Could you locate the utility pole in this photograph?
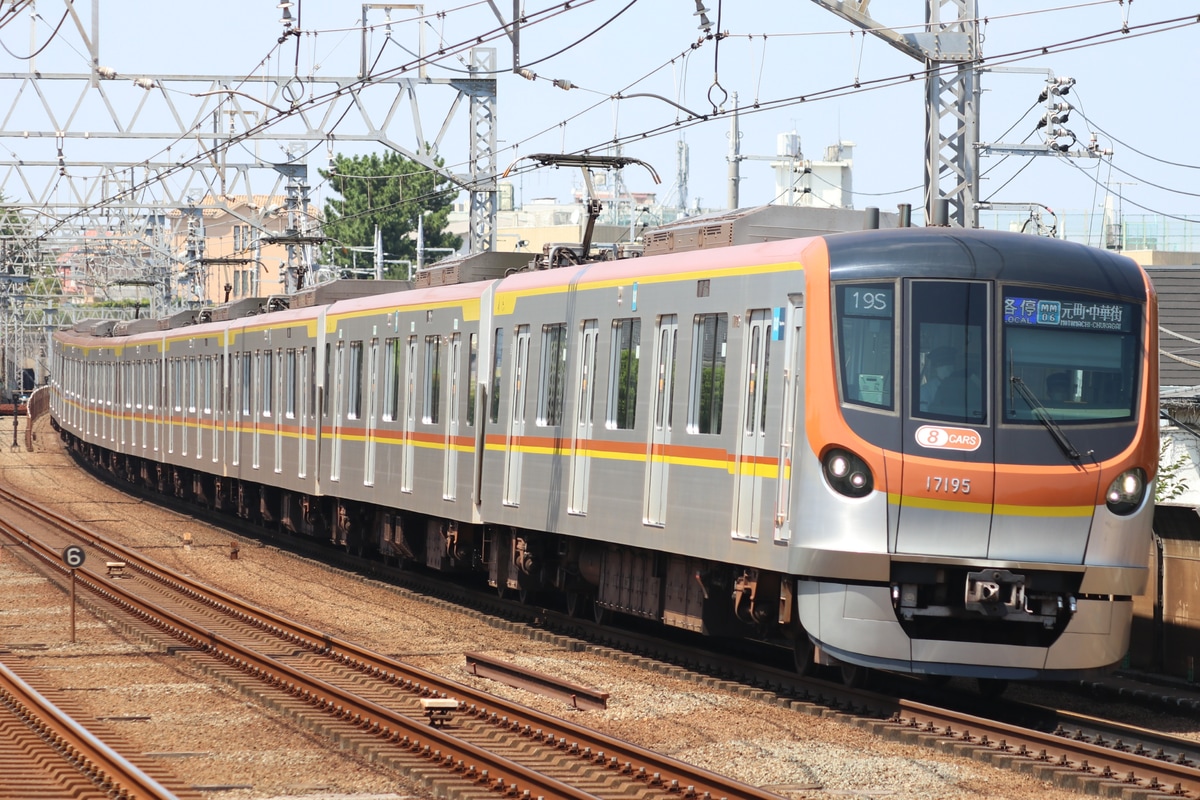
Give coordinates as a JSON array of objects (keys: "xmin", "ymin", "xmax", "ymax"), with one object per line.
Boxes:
[
  {"xmin": 809, "ymin": 0, "xmax": 980, "ymax": 227},
  {"xmin": 728, "ymin": 93, "xmax": 742, "ymax": 209}
]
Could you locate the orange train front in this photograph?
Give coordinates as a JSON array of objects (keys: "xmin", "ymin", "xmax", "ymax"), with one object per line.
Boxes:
[{"xmin": 794, "ymin": 228, "xmax": 1157, "ymax": 680}]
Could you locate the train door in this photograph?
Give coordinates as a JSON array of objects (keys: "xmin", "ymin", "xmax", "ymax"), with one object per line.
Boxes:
[
  {"xmin": 136, "ymin": 360, "xmax": 144, "ymax": 450},
  {"xmin": 774, "ymin": 296, "xmax": 805, "ymax": 543},
  {"xmin": 220, "ymin": 342, "xmax": 230, "ymax": 467},
  {"xmin": 152, "ymin": 355, "xmax": 162, "ymax": 454},
  {"xmin": 119, "ymin": 359, "xmax": 129, "ymax": 448},
  {"xmin": 122, "ymin": 361, "xmax": 131, "ymax": 449},
  {"xmin": 272, "ymin": 349, "xmax": 283, "ymax": 473},
  {"xmin": 298, "ymin": 346, "xmax": 309, "ymax": 479},
  {"xmin": 443, "ymin": 332, "xmax": 461, "ymax": 500},
  {"xmin": 84, "ymin": 361, "xmax": 91, "ymax": 438},
  {"xmin": 196, "ymin": 356, "xmax": 205, "ymax": 457},
  {"xmin": 401, "ymin": 335, "xmax": 417, "ymax": 492},
  {"xmin": 252, "ymin": 351, "xmax": 263, "ymax": 470},
  {"xmin": 502, "ymin": 325, "xmax": 530, "ymax": 506},
  {"xmin": 568, "ymin": 319, "xmax": 598, "ymax": 514},
  {"xmin": 364, "ymin": 339, "xmax": 379, "ymax": 486},
  {"xmin": 283, "ymin": 348, "xmax": 295, "ymax": 474},
  {"xmin": 196, "ymin": 356, "xmax": 206, "ymax": 461},
  {"xmin": 212, "ymin": 355, "xmax": 221, "ymax": 465},
  {"xmin": 105, "ymin": 360, "xmax": 114, "ymax": 443},
  {"xmin": 733, "ymin": 309, "xmax": 774, "ymax": 539},
  {"xmin": 107, "ymin": 360, "xmax": 114, "ymax": 443},
  {"xmin": 644, "ymin": 314, "xmax": 678, "ymax": 526},
  {"xmin": 895, "ymin": 279, "xmax": 995, "ymax": 558},
  {"xmin": 234, "ymin": 352, "xmax": 246, "ymax": 467},
  {"xmin": 182, "ymin": 358, "xmax": 190, "ymax": 456},
  {"xmin": 200, "ymin": 355, "xmax": 210, "ymax": 461},
  {"xmin": 168, "ymin": 359, "xmax": 178, "ymax": 455},
  {"xmin": 330, "ymin": 341, "xmax": 344, "ymax": 482}
]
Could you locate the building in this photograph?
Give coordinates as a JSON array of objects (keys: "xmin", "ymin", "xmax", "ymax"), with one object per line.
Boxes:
[{"xmin": 169, "ymin": 195, "xmax": 309, "ymax": 306}]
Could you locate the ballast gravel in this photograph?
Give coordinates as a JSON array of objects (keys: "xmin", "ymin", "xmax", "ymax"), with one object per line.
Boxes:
[{"xmin": 0, "ymin": 414, "xmax": 1136, "ymax": 800}]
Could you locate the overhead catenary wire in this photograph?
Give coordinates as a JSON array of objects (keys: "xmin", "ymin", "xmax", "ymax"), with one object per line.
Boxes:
[
  {"xmin": 0, "ymin": 3, "xmax": 71, "ymax": 60},
  {"xmin": 26, "ymin": 0, "xmax": 603, "ymax": 244},
  {"xmin": 18, "ymin": 3, "xmax": 1200, "ymax": 246}
]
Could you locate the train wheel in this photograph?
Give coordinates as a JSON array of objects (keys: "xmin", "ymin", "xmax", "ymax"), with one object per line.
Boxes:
[
  {"xmin": 840, "ymin": 662, "xmax": 868, "ymax": 689},
  {"xmin": 792, "ymin": 636, "xmax": 816, "ymax": 675},
  {"xmin": 593, "ymin": 603, "xmax": 611, "ymax": 625},
  {"xmin": 976, "ymin": 678, "xmax": 1008, "ymax": 699}
]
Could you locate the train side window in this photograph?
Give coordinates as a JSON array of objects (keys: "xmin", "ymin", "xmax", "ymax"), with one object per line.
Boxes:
[
  {"xmin": 261, "ymin": 350, "xmax": 273, "ymax": 418},
  {"xmin": 323, "ymin": 343, "xmax": 332, "ymax": 418},
  {"xmin": 467, "ymin": 333, "xmax": 478, "ymax": 427},
  {"xmin": 285, "ymin": 348, "xmax": 297, "ymax": 419},
  {"xmin": 575, "ymin": 320, "xmax": 598, "ymax": 427},
  {"xmin": 537, "ymin": 322, "xmax": 568, "ymax": 427},
  {"xmin": 204, "ymin": 357, "xmax": 214, "ymax": 415},
  {"xmin": 310, "ymin": 347, "xmax": 318, "ymax": 421},
  {"xmin": 687, "ymin": 313, "xmax": 727, "ymax": 434},
  {"xmin": 348, "ymin": 341, "xmax": 363, "ymax": 420},
  {"xmin": 241, "ymin": 353, "xmax": 252, "ymax": 415},
  {"xmin": 384, "ymin": 338, "xmax": 399, "ymax": 421},
  {"xmin": 835, "ymin": 283, "xmax": 895, "ymax": 410},
  {"xmin": 186, "ymin": 357, "xmax": 196, "ymax": 413},
  {"xmin": 653, "ymin": 317, "xmax": 678, "ymax": 430},
  {"xmin": 744, "ymin": 310, "xmax": 772, "ymax": 434},
  {"xmin": 607, "ymin": 317, "xmax": 641, "ymax": 430},
  {"xmin": 489, "ymin": 328, "xmax": 504, "ymax": 424},
  {"xmin": 423, "ymin": 334, "xmax": 441, "ymax": 424}
]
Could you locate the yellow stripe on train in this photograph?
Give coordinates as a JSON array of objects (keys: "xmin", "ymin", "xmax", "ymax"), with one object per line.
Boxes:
[{"xmin": 889, "ymin": 492, "xmax": 1094, "ymax": 518}]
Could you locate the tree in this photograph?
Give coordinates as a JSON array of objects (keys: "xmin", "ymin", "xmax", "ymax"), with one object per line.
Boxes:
[
  {"xmin": 1156, "ymin": 438, "xmax": 1190, "ymax": 504},
  {"xmin": 319, "ymin": 151, "xmax": 462, "ymax": 279}
]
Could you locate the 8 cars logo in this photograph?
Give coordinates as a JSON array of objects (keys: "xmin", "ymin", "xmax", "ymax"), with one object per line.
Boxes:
[{"xmin": 916, "ymin": 425, "xmax": 982, "ymax": 452}]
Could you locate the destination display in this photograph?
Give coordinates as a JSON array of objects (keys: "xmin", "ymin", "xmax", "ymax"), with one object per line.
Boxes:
[{"xmin": 1003, "ymin": 295, "xmax": 1132, "ymax": 333}]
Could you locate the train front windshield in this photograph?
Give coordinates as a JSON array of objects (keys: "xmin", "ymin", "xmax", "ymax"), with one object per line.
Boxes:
[
  {"xmin": 836, "ymin": 282, "xmax": 1142, "ymax": 424},
  {"xmin": 1002, "ymin": 290, "xmax": 1141, "ymax": 423}
]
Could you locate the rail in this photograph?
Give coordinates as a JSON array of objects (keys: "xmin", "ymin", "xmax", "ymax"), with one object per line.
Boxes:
[{"xmin": 0, "ymin": 660, "xmax": 179, "ymax": 799}]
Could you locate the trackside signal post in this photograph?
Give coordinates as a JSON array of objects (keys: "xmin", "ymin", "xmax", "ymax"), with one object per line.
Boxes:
[{"xmin": 62, "ymin": 545, "xmax": 85, "ymax": 643}]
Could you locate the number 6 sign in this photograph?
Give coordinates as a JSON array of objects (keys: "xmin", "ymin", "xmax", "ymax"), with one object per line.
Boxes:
[{"xmin": 63, "ymin": 545, "xmax": 86, "ymax": 569}]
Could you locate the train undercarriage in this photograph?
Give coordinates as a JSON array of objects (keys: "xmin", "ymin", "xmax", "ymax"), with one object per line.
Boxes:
[
  {"xmin": 61, "ymin": 429, "xmax": 805, "ymax": 661},
  {"xmin": 61, "ymin": 427, "xmax": 1042, "ymax": 696}
]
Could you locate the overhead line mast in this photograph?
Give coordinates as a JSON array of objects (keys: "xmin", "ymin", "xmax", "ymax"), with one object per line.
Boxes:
[{"xmin": 810, "ymin": 0, "xmax": 980, "ymax": 228}]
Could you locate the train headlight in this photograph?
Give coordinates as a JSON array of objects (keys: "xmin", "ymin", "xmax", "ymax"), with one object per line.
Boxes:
[
  {"xmin": 823, "ymin": 448, "xmax": 874, "ymax": 498},
  {"xmin": 1105, "ymin": 468, "xmax": 1146, "ymax": 516}
]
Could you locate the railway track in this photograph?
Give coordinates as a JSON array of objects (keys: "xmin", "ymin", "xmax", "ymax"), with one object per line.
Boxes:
[
  {"xmin": 0, "ymin": 658, "xmax": 191, "ymax": 799},
  {"xmin": 9, "ymin": 462, "xmax": 1200, "ymax": 799},
  {"xmin": 0, "ymin": 482, "xmax": 787, "ymax": 800}
]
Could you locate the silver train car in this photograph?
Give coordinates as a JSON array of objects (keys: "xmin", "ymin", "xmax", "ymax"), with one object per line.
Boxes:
[{"xmin": 51, "ymin": 227, "xmax": 1159, "ymax": 682}]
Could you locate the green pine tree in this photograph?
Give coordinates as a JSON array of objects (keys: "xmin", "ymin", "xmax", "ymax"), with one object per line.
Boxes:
[{"xmin": 319, "ymin": 151, "xmax": 461, "ymax": 279}]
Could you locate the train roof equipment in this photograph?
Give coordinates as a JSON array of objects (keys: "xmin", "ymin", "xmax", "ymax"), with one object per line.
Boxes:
[
  {"xmin": 642, "ymin": 204, "xmax": 901, "ymax": 256},
  {"xmin": 502, "ymin": 153, "xmax": 661, "ymax": 271}
]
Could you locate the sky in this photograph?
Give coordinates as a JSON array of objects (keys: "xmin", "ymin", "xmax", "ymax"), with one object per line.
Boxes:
[{"xmin": 2, "ymin": 0, "xmax": 1198, "ymax": 240}]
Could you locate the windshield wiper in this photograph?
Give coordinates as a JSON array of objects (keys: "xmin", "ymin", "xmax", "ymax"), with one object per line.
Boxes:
[{"xmin": 1010, "ymin": 376, "xmax": 1081, "ymax": 461}]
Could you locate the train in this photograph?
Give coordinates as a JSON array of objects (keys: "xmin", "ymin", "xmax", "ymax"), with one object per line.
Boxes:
[{"xmin": 49, "ymin": 223, "xmax": 1159, "ymax": 689}]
